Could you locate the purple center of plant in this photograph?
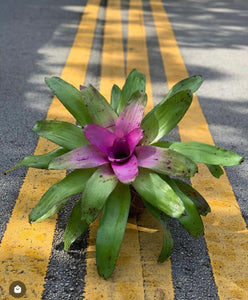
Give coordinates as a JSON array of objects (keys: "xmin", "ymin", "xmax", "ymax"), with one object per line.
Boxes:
[{"xmin": 109, "ymin": 138, "xmax": 131, "ymax": 162}]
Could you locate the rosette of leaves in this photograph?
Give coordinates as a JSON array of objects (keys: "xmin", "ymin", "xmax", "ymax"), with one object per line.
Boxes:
[{"xmin": 6, "ymin": 69, "xmax": 243, "ymax": 279}]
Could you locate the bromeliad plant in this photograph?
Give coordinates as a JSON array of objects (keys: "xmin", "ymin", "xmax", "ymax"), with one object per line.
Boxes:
[{"xmin": 6, "ymin": 69, "xmax": 243, "ymax": 278}]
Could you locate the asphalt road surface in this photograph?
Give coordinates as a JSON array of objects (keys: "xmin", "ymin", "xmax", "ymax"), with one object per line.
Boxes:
[{"xmin": 0, "ymin": 0, "xmax": 247, "ymax": 299}]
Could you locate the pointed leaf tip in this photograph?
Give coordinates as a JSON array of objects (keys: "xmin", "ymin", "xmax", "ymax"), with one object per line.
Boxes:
[
  {"xmin": 117, "ymin": 69, "xmax": 146, "ymax": 114},
  {"xmin": 96, "ymin": 183, "xmax": 130, "ymax": 278},
  {"xmin": 141, "ymin": 90, "xmax": 193, "ymax": 144},
  {"xmin": 45, "ymin": 77, "xmax": 91, "ymax": 126},
  {"xmin": 81, "ymin": 85, "xmax": 118, "ymax": 131}
]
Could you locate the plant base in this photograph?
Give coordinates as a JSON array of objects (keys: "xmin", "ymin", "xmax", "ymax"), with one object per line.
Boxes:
[{"xmin": 129, "ymin": 187, "xmax": 145, "ymax": 215}]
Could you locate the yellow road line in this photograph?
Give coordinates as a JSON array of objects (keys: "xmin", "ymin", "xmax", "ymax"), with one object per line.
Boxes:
[
  {"xmin": 0, "ymin": 0, "xmax": 101, "ymax": 298},
  {"xmin": 99, "ymin": 0, "xmax": 125, "ymax": 99},
  {"xmin": 84, "ymin": 0, "xmax": 175, "ymax": 298},
  {"xmin": 84, "ymin": 0, "xmax": 145, "ymax": 298},
  {"xmin": 84, "ymin": 217, "xmax": 145, "ymax": 299},
  {"xmin": 127, "ymin": 0, "xmax": 153, "ymax": 115},
  {"xmin": 127, "ymin": 0, "xmax": 174, "ymax": 298},
  {"xmin": 150, "ymin": 0, "xmax": 248, "ymax": 298}
]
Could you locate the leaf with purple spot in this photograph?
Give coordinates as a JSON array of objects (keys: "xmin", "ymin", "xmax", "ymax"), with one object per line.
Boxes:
[{"xmin": 136, "ymin": 145, "xmax": 198, "ymax": 177}]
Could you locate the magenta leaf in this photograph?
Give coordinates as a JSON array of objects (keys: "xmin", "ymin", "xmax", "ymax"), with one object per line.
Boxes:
[
  {"xmin": 83, "ymin": 124, "xmax": 117, "ymax": 156},
  {"xmin": 111, "ymin": 155, "xmax": 139, "ymax": 184},
  {"xmin": 125, "ymin": 128, "xmax": 144, "ymax": 154},
  {"xmin": 115, "ymin": 91, "xmax": 147, "ymax": 137}
]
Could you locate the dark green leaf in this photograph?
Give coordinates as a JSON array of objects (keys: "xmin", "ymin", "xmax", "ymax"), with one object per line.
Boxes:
[
  {"xmin": 4, "ymin": 147, "xmax": 68, "ymax": 174},
  {"xmin": 32, "ymin": 120, "xmax": 88, "ymax": 150},
  {"xmin": 206, "ymin": 164, "xmax": 224, "ymax": 178},
  {"xmin": 165, "ymin": 75, "xmax": 203, "ymax": 100},
  {"xmin": 96, "ymin": 183, "xmax": 131, "ymax": 278},
  {"xmin": 140, "ymin": 76, "xmax": 202, "ymax": 140},
  {"xmin": 143, "ymin": 200, "xmax": 174, "ymax": 262},
  {"xmin": 163, "ymin": 176, "xmax": 204, "ymax": 237},
  {"xmin": 132, "ymin": 168, "xmax": 185, "ymax": 218},
  {"xmin": 141, "ymin": 90, "xmax": 193, "ymax": 144},
  {"xmin": 117, "ymin": 69, "xmax": 146, "ymax": 114},
  {"xmin": 110, "ymin": 84, "xmax": 121, "ymax": 113},
  {"xmin": 64, "ymin": 199, "xmax": 88, "ymax": 252},
  {"xmin": 29, "ymin": 169, "xmax": 94, "ymax": 223},
  {"xmin": 173, "ymin": 179, "xmax": 211, "ymax": 216},
  {"xmin": 45, "ymin": 77, "xmax": 91, "ymax": 126}
]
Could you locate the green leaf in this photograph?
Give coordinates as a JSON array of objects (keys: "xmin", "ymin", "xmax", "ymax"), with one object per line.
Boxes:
[
  {"xmin": 141, "ymin": 76, "xmax": 202, "ymax": 139},
  {"xmin": 29, "ymin": 169, "xmax": 94, "ymax": 223},
  {"xmin": 4, "ymin": 147, "xmax": 68, "ymax": 174},
  {"xmin": 165, "ymin": 75, "xmax": 203, "ymax": 100},
  {"xmin": 173, "ymin": 179, "xmax": 211, "ymax": 216},
  {"xmin": 45, "ymin": 77, "xmax": 91, "ymax": 126},
  {"xmin": 132, "ymin": 168, "xmax": 185, "ymax": 218},
  {"xmin": 152, "ymin": 141, "xmax": 174, "ymax": 148},
  {"xmin": 96, "ymin": 183, "xmax": 131, "ymax": 279},
  {"xmin": 206, "ymin": 164, "xmax": 224, "ymax": 178},
  {"xmin": 64, "ymin": 199, "xmax": 88, "ymax": 252},
  {"xmin": 169, "ymin": 141, "xmax": 243, "ymax": 166},
  {"xmin": 143, "ymin": 200, "xmax": 174, "ymax": 262},
  {"xmin": 80, "ymin": 165, "xmax": 118, "ymax": 225},
  {"xmin": 117, "ymin": 69, "xmax": 146, "ymax": 114},
  {"xmin": 81, "ymin": 85, "xmax": 117, "ymax": 131},
  {"xmin": 141, "ymin": 90, "xmax": 193, "ymax": 144},
  {"xmin": 163, "ymin": 177, "xmax": 204, "ymax": 237},
  {"xmin": 110, "ymin": 84, "xmax": 121, "ymax": 113},
  {"xmin": 33, "ymin": 120, "xmax": 88, "ymax": 150}
]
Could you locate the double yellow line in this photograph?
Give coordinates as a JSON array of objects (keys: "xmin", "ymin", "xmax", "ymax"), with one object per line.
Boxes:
[
  {"xmin": 1, "ymin": 0, "xmax": 247, "ymax": 299},
  {"xmin": 0, "ymin": 0, "xmax": 101, "ymax": 298}
]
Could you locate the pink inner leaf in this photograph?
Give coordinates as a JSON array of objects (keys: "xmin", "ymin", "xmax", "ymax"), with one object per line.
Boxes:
[
  {"xmin": 111, "ymin": 154, "xmax": 139, "ymax": 184},
  {"xmin": 115, "ymin": 93, "xmax": 146, "ymax": 137},
  {"xmin": 49, "ymin": 145, "xmax": 109, "ymax": 170},
  {"xmin": 125, "ymin": 128, "xmax": 144, "ymax": 154},
  {"xmin": 135, "ymin": 145, "xmax": 197, "ymax": 177},
  {"xmin": 83, "ymin": 124, "xmax": 117, "ymax": 156}
]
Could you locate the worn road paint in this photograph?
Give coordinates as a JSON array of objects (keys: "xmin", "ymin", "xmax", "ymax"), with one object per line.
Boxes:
[
  {"xmin": 0, "ymin": 0, "xmax": 101, "ymax": 298},
  {"xmin": 150, "ymin": 0, "xmax": 248, "ymax": 298}
]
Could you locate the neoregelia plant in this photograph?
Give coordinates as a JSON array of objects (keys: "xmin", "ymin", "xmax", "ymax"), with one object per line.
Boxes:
[{"xmin": 5, "ymin": 69, "xmax": 243, "ymax": 278}]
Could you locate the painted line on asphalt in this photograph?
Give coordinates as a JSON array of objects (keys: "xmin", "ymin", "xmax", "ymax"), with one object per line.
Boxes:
[
  {"xmin": 99, "ymin": 0, "xmax": 126, "ymax": 100},
  {"xmin": 127, "ymin": 0, "xmax": 174, "ymax": 298},
  {"xmin": 83, "ymin": 0, "xmax": 146, "ymax": 298},
  {"xmin": 126, "ymin": 0, "xmax": 153, "ymax": 115},
  {"xmin": 150, "ymin": 0, "xmax": 248, "ymax": 298},
  {"xmin": 0, "ymin": 0, "xmax": 101, "ymax": 298},
  {"xmin": 83, "ymin": 0, "xmax": 175, "ymax": 298}
]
